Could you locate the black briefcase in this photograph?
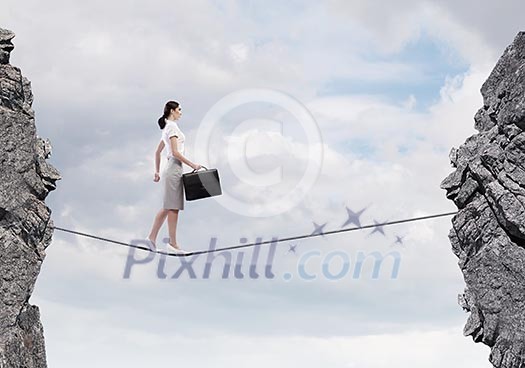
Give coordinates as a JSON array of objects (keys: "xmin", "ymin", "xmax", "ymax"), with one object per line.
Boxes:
[{"xmin": 182, "ymin": 166, "xmax": 222, "ymax": 201}]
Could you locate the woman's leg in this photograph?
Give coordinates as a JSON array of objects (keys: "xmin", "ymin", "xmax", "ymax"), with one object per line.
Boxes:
[
  {"xmin": 167, "ymin": 209, "xmax": 180, "ymax": 247},
  {"xmin": 148, "ymin": 208, "xmax": 169, "ymax": 244}
]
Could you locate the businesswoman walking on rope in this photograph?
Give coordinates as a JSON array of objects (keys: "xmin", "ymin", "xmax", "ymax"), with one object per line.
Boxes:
[{"xmin": 146, "ymin": 100, "xmax": 202, "ymax": 254}]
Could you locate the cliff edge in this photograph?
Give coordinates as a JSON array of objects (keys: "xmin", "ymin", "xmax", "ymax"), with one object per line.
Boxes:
[
  {"xmin": 0, "ymin": 27, "xmax": 61, "ymax": 367},
  {"xmin": 441, "ymin": 31, "xmax": 525, "ymax": 368}
]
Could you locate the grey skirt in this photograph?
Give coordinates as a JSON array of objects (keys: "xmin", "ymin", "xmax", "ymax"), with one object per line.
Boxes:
[{"xmin": 162, "ymin": 157, "xmax": 184, "ymax": 210}]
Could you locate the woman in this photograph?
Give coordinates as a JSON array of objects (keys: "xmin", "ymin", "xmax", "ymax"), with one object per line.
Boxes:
[{"xmin": 145, "ymin": 100, "xmax": 202, "ymax": 254}]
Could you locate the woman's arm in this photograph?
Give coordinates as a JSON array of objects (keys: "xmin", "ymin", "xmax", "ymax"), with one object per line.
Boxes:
[
  {"xmin": 155, "ymin": 140, "xmax": 164, "ymax": 174},
  {"xmin": 169, "ymin": 136, "xmax": 197, "ymax": 169}
]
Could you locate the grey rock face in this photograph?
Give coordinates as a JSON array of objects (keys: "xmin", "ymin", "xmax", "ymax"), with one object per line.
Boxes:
[
  {"xmin": 0, "ymin": 27, "xmax": 61, "ymax": 367},
  {"xmin": 0, "ymin": 29, "xmax": 14, "ymax": 65},
  {"xmin": 441, "ymin": 31, "xmax": 525, "ymax": 368}
]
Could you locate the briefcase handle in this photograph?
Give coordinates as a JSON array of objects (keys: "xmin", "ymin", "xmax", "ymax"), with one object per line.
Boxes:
[{"xmin": 190, "ymin": 165, "xmax": 208, "ymax": 174}]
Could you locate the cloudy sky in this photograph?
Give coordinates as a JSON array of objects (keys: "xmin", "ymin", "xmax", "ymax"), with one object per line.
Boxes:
[{"xmin": 2, "ymin": 0, "xmax": 523, "ymax": 367}]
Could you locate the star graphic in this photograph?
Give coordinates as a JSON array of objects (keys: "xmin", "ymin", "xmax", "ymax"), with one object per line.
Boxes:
[
  {"xmin": 311, "ymin": 222, "xmax": 327, "ymax": 237},
  {"xmin": 287, "ymin": 244, "xmax": 298, "ymax": 254},
  {"xmin": 341, "ymin": 206, "xmax": 368, "ymax": 228},
  {"xmin": 367, "ymin": 219, "xmax": 387, "ymax": 237},
  {"xmin": 392, "ymin": 234, "xmax": 406, "ymax": 247}
]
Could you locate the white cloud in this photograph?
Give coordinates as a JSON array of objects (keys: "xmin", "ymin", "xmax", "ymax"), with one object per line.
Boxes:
[
  {"xmin": 324, "ymin": 0, "xmax": 514, "ymax": 68},
  {"xmin": 34, "ymin": 296, "xmax": 492, "ymax": 367}
]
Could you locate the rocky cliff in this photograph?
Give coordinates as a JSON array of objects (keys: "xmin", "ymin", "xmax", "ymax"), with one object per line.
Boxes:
[
  {"xmin": 441, "ymin": 31, "xmax": 525, "ymax": 368},
  {"xmin": 0, "ymin": 27, "xmax": 61, "ymax": 367}
]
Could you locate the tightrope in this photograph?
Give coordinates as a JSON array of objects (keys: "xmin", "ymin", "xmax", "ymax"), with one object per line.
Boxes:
[{"xmin": 49, "ymin": 211, "xmax": 458, "ymax": 257}]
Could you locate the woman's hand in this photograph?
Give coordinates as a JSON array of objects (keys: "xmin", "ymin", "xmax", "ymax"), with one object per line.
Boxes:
[
  {"xmin": 153, "ymin": 172, "xmax": 160, "ymax": 182},
  {"xmin": 191, "ymin": 163, "xmax": 202, "ymax": 171}
]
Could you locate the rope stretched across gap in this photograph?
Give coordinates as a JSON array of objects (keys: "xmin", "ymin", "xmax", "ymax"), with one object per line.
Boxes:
[{"xmin": 48, "ymin": 211, "xmax": 458, "ymax": 257}]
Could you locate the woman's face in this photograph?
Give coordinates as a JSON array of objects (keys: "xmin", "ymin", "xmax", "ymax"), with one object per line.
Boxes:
[{"xmin": 172, "ymin": 106, "xmax": 182, "ymax": 120}]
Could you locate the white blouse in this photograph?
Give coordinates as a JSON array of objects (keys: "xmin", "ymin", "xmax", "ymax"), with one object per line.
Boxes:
[{"xmin": 161, "ymin": 118, "xmax": 185, "ymax": 159}]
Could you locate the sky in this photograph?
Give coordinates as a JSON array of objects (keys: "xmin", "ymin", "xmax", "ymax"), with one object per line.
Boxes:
[{"xmin": 1, "ymin": 0, "xmax": 523, "ymax": 367}]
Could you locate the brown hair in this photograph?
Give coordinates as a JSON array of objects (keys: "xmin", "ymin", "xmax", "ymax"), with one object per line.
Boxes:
[{"xmin": 157, "ymin": 100, "xmax": 179, "ymax": 129}]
